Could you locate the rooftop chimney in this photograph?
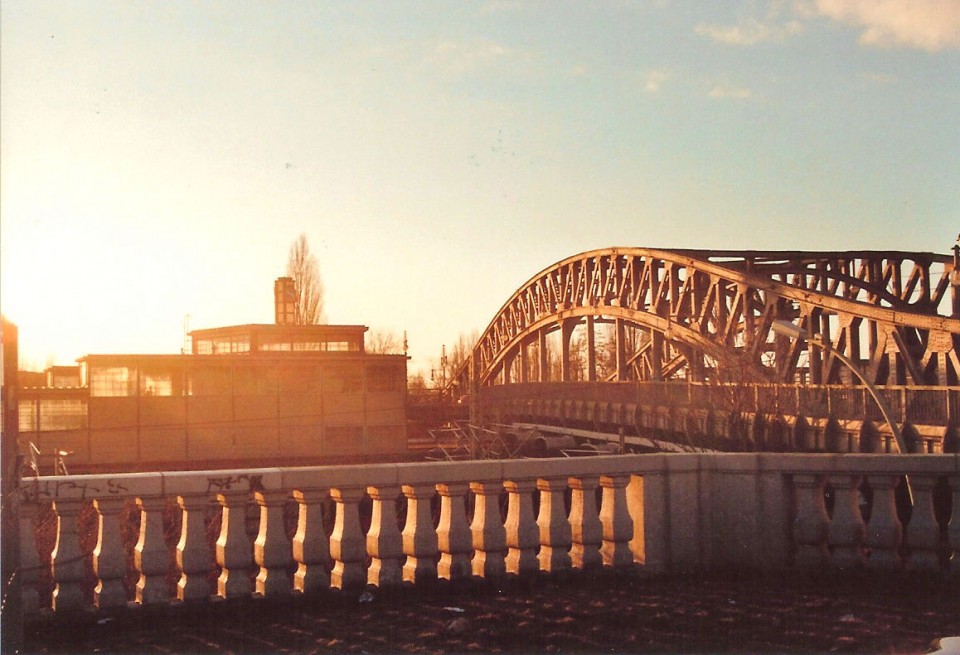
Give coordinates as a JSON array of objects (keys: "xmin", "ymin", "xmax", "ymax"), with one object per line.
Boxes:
[{"xmin": 274, "ymin": 277, "xmax": 297, "ymax": 325}]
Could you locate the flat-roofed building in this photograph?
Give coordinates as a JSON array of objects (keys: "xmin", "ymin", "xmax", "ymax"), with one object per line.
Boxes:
[{"xmin": 17, "ymin": 282, "xmax": 408, "ymax": 472}]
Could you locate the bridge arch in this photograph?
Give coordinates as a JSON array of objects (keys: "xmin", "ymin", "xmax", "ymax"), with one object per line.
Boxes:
[{"xmin": 458, "ymin": 247, "xmax": 960, "ymax": 391}]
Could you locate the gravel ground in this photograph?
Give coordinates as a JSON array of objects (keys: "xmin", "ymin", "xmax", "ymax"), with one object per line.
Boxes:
[{"xmin": 23, "ymin": 571, "xmax": 960, "ymax": 655}]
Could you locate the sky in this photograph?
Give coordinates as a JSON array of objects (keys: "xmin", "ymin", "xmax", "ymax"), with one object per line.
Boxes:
[{"xmin": 2, "ymin": 0, "xmax": 959, "ymax": 377}]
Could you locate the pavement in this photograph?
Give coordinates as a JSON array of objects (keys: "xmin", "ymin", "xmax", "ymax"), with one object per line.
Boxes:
[{"xmin": 22, "ymin": 570, "xmax": 960, "ymax": 654}]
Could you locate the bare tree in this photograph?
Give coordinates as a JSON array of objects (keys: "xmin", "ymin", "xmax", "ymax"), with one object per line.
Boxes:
[
  {"xmin": 407, "ymin": 371, "xmax": 428, "ymax": 392},
  {"xmin": 368, "ymin": 328, "xmax": 404, "ymax": 354},
  {"xmin": 447, "ymin": 330, "xmax": 480, "ymax": 376},
  {"xmin": 286, "ymin": 234, "xmax": 325, "ymax": 324}
]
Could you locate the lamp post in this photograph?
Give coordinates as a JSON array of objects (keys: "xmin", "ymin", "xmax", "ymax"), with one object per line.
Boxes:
[
  {"xmin": 771, "ymin": 320, "xmax": 906, "ymax": 454},
  {"xmin": 951, "ymin": 240, "xmax": 960, "ymax": 316}
]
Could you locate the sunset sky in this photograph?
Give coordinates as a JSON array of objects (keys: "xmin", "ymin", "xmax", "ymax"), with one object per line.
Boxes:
[{"xmin": 2, "ymin": 1, "xmax": 958, "ymax": 377}]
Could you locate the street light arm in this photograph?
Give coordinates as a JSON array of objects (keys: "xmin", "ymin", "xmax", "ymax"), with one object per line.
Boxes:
[
  {"xmin": 771, "ymin": 320, "xmax": 906, "ymax": 454},
  {"xmin": 809, "ymin": 337, "xmax": 905, "ymax": 454}
]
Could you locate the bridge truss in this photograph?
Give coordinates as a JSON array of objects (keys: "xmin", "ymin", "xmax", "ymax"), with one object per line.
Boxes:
[{"xmin": 455, "ymin": 248, "xmax": 960, "ymax": 392}]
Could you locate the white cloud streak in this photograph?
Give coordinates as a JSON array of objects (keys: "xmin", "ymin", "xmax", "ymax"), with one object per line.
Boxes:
[
  {"xmin": 708, "ymin": 84, "xmax": 752, "ymax": 99},
  {"xmin": 643, "ymin": 69, "xmax": 671, "ymax": 93},
  {"xmin": 696, "ymin": 17, "xmax": 804, "ymax": 45},
  {"xmin": 427, "ymin": 39, "xmax": 516, "ymax": 75},
  {"xmin": 808, "ymin": 0, "xmax": 960, "ymax": 51},
  {"xmin": 698, "ymin": 0, "xmax": 959, "ymax": 51}
]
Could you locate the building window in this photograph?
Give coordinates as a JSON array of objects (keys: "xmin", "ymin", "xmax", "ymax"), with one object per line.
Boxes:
[
  {"xmin": 325, "ymin": 365, "xmax": 363, "ymax": 393},
  {"xmin": 140, "ymin": 370, "xmax": 173, "ymax": 396},
  {"xmin": 292, "ymin": 341, "xmax": 324, "ymax": 351},
  {"xmin": 90, "ymin": 366, "xmax": 136, "ymax": 397},
  {"xmin": 47, "ymin": 367, "xmax": 81, "ymax": 388},
  {"xmin": 18, "ymin": 399, "xmax": 37, "ymax": 432},
  {"xmin": 367, "ymin": 365, "xmax": 404, "ymax": 393},
  {"xmin": 39, "ymin": 399, "xmax": 87, "ymax": 431},
  {"xmin": 219, "ymin": 337, "xmax": 250, "ymax": 354},
  {"xmin": 196, "ymin": 337, "xmax": 250, "ymax": 354},
  {"xmin": 261, "ymin": 340, "xmax": 292, "ymax": 352}
]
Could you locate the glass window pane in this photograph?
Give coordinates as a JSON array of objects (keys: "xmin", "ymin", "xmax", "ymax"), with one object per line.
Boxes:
[
  {"xmin": 39, "ymin": 399, "xmax": 87, "ymax": 431},
  {"xmin": 90, "ymin": 366, "xmax": 136, "ymax": 397},
  {"xmin": 140, "ymin": 371, "xmax": 173, "ymax": 396},
  {"xmin": 325, "ymin": 365, "xmax": 362, "ymax": 393},
  {"xmin": 18, "ymin": 399, "xmax": 37, "ymax": 432},
  {"xmin": 367, "ymin": 365, "xmax": 404, "ymax": 393}
]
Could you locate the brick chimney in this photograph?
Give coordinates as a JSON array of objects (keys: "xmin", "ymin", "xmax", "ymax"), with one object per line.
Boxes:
[{"xmin": 274, "ymin": 277, "xmax": 297, "ymax": 325}]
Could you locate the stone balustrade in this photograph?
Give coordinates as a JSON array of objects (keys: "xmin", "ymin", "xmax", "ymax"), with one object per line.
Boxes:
[{"xmin": 14, "ymin": 454, "xmax": 960, "ymax": 622}]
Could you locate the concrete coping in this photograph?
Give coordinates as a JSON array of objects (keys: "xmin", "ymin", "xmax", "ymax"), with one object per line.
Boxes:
[{"xmin": 18, "ymin": 453, "xmax": 960, "ymax": 502}]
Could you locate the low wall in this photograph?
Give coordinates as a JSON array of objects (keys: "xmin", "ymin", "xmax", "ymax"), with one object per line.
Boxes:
[{"xmin": 13, "ymin": 453, "xmax": 960, "ymax": 624}]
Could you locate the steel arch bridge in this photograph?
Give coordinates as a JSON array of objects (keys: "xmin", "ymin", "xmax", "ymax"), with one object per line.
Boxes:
[{"xmin": 455, "ymin": 247, "xmax": 960, "ymax": 392}]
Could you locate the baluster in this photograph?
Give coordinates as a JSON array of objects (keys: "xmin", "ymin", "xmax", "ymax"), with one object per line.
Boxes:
[
  {"xmin": 436, "ymin": 483, "xmax": 472, "ymax": 581},
  {"xmin": 366, "ymin": 485, "xmax": 403, "ymax": 588},
  {"xmin": 177, "ymin": 493, "xmax": 213, "ymax": 601},
  {"xmin": 292, "ymin": 489, "xmax": 329, "ymax": 593},
  {"xmin": 569, "ymin": 476, "xmax": 602, "ymax": 570},
  {"xmin": 504, "ymin": 479, "xmax": 539, "ymax": 576},
  {"xmin": 254, "ymin": 490, "xmax": 292, "ymax": 596},
  {"xmin": 950, "ymin": 475, "xmax": 960, "ymax": 575},
  {"xmin": 599, "ymin": 474, "xmax": 634, "ymax": 568},
  {"xmin": 51, "ymin": 499, "xmax": 84, "ymax": 611},
  {"xmin": 216, "ymin": 490, "xmax": 254, "ymax": 598},
  {"xmin": 329, "ymin": 486, "xmax": 367, "ymax": 591},
  {"xmin": 470, "ymin": 481, "xmax": 506, "ymax": 579},
  {"xmin": 93, "ymin": 497, "xmax": 127, "ymax": 608},
  {"xmin": 792, "ymin": 474, "xmax": 829, "ymax": 570},
  {"xmin": 18, "ymin": 501, "xmax": 41, "ymax": 615},
  {"xmin": 827, "ymin": 474, "xmax": 866, "ymax": 569},
  {"xmin": 401, "ymin": 484, "xmax": 438, "ymax": 584},
  {"xmin": 537, "ymin": 477, "xmax": 572, "ymax": 573},
  {"xmin": 135, "ymin": 495, "xmax": 169, "ymax": 605},
  {"xmin": 905, "ymin": 475, "xmax": 941, "ymax": 572},
  {"xmin": 864, "ymin": 475, "xmax": 902, "ymax": 570}
]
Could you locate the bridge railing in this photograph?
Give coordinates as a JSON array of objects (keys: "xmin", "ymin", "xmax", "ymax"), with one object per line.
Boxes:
[
  {"xmin": 481, "ymin": 381, "xmax": 959, "ymax": 431},
  {"xmin": 14, "ymin": 453, "xmax": 960, "ymax": 625}
]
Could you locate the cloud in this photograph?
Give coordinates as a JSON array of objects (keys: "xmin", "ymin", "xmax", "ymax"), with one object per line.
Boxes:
[
  {"xmin": 643, "ymin": 69, "xmax": 670, "ymax": 93},
  {"xmin": 708, "ymin": 84, "xmax": 752, "ymax": 99},
  {"xmin": 425, "ymin": 39, "xmax": 521, "ymax": 76},
  {"xmin": 696, "ymin": 17, "xmax": 804, "ymax": 45},
  {"xmin": 807, "ymin": 0, "xmax": 960, "ymax": 51}
]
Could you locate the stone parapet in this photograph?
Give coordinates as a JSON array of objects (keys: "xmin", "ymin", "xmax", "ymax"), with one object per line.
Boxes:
[{"xmin": 15, "ymin": 453, "xmax": 960, "ymax": 623}]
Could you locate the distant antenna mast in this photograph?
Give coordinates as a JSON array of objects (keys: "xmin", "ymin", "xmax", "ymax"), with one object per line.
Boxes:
[
  {"xmin": 441, "ymin": 344, "xmax": 448, "ymax": 389},
  {"xmin": 182, "ymin": 314, "xmax": 191, "ymax": 354}
]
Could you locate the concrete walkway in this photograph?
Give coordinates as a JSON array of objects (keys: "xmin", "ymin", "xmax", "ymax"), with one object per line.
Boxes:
[{"xmin": 24, "ymin": 572, "xmax": 960, "ymax": 654}]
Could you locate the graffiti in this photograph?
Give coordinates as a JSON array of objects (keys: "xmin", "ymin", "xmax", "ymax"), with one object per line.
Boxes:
[
  {"xmin": 18, "ymin": 472, "xmax": 267, "ymax": 502},
  {"xmin": 19, "ymin": 479, "xmax": 102, "ymax": 502},
  {"xmin": 18, "ymin": 477, "xmax": 134, "ymax": 502},
  {"xmin": 205, "ymin": 474, "xmax": 264, "ymax": 495},
  {"xmin": 105, "ymin": 479, "xmax": 130, "ymax": 495}
]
